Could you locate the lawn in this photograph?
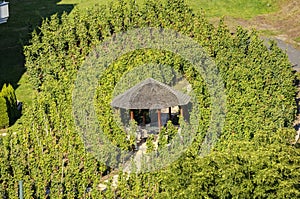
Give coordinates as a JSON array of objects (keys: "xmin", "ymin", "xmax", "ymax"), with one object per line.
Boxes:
[
  {"xmin": 0, "ymin": 0, "xmax": 287, "ymax": 107},
  {"xmin": 188, "ymin": 0, "xmax": 283, "ymax": 18}
]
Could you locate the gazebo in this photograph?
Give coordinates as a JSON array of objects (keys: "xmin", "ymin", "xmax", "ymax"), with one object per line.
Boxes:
[{"xmin": 111, "ymin": 78, "xmax": 191, "ymax": 130}]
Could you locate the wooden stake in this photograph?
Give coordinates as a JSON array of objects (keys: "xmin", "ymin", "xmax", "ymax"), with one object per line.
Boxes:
[
  {"xmin": 130, "ymin": 110, "xmax": 134, "ymax": 120},
  {"xmin": 179, "ymin": 106, "xmax": 183, "ymax": 117}
]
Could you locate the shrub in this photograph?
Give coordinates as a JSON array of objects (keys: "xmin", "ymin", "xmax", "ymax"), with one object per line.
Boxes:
[
  {"xmin": 0, "ymin": 94, "xmax": 9, "ymax": 129},
  {"xmin": 0, "ymin": 84, "xmax": 19, "ymax": 126}
]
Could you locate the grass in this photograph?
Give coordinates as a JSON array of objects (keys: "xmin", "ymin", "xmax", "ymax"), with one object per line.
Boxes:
[
  {"xmin": 187, "ymin": 0, "xmax": 283, "ymax": 18},
  {"xmin": 294, "ymin": 37, "xmax": 300, "ymax": 43},
  {"xmin": 0, "ymin": 0, "xmax": 288, "ymax": 108},
  {"xmin": 257, "ymin": 29, "xmax": 282, "ymax": 37},
  {"xmin": 59, "ymin": 0, "xmax": 284, "ymax": 18},
  {"xmin": 14, "ymin": 74, "xmax": 35, "ymax": 108}
]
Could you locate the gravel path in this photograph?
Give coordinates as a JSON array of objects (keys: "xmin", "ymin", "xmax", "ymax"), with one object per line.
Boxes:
[
  {"xmin": 275, "ymin": 39, "xmax": 300, "ymax": 71},
  {"xmin": 264, "ymin": 37, "xmax": 300, "ymax": 71}
]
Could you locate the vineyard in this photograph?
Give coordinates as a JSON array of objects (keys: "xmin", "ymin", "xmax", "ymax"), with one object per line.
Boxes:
[{"xmin": 0, "ymin": 0, "xmax": 300, "ymax": 198}]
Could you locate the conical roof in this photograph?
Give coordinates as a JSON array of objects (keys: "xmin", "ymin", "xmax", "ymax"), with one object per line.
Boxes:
[{"xmin": 111, "ymin": 78, "xmax": 191, "ymax": 109}]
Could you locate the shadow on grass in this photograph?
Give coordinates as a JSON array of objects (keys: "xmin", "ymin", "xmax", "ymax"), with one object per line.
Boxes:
[{"xmin": 0, "ymin": 0, "xmax": 75, "ymax": 89}]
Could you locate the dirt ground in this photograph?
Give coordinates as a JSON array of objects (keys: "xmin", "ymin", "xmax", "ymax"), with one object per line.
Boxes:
[{"xmin": 219, "ymin": 0, "xmax": 300, "ymax": 48}]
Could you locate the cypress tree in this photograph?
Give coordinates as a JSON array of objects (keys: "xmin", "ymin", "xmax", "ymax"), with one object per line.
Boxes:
[
  {"xmin": 0, "ymin": 94, "xmax": 9, "ymax": 129},
  {"xmin": 1, "ymin": 84, "xmax": 19, "ymax": 125}
]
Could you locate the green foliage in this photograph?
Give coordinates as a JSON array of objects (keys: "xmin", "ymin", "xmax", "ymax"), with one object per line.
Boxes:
[
  {"xmin": 155, "ymin": 130, "xmax": 300, "ymax": 198},
  {"xmin": 158, "ymin": 121, "xmax": 178, "ymax": 150},
  {"xmin": 165, "ymin": 121, "xmax": 178, "ymax": 142},
  {"xmin": 158, "ymin": 127, "xmax": 168, "ymax": 149},
  {"xmin": 0, "ymin": 95, "xmax": 9, "ymax": 129},
  {"xmin": 104, "ymin": 131, "xmax": 300, "ymax": 198},
  {"xmin": 0, "ymin": 0, "xmax": 298, "ymax": 197},
  {"xmin": 0, "ymin": 84, "xmax": 19, "ymax": 128},
  {"xmin": 146, "ymin": 134, "xmax": 155, "ymax": 153},
  {"xmin": 128, "ymin": 119, "xmax": 138, "ymax": 149},
  {"xmin": 5, "ymin": 84, "xmax": 19, "ymax": 124}
]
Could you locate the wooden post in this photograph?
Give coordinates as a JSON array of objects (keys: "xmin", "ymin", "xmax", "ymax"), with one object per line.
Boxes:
[
  {"xmin": 179, "ymin": 105, "xmax": 183, "ymax": 119},
  {"xmin": 168, "ymin": 107, "xmax": 172, "ymax": 121},
  {"xmin": 130, "ymin": 110, "xmax": 134, "ymax": 120},
  {"xmin": 157, "ymin": 109, "xmax": 162, "ymax": 131}
]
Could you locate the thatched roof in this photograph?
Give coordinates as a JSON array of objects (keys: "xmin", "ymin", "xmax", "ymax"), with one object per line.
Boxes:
[{"xmin": 111, "ymin": 78, "xmax": 191, "ymax": 109}]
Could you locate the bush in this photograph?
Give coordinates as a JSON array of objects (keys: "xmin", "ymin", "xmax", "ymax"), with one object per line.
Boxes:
[
  {"xmin": 0, "ymin": 84, "xmax": 19, "ymax": 127},
  {"xmin": 0, "ymin": 95, "xmax": 9, "ymax": 129}
]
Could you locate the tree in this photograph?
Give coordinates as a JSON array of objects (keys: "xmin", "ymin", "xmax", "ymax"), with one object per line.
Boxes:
[
  {"xmin": 0, "ymin": 83, "xmax": 19, "ymax": 128},
  {"xmin": 0, "ymin": 94, "xmax": 9, "ymax": 129}
]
